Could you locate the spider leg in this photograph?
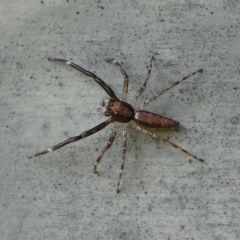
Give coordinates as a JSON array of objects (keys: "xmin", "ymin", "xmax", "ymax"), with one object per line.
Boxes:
[
  {"xmin": 105, "ymin": 58, "xmax": 129, "ymax": 101},
  {"xmin": 117, "ymin": 125, "xmax": 127, "ymax": 193},
  {"xmin": 29, "ymin": 118, "xmax": 114, "ymax": 159},
  {"xmin": 48, "ymin": 58, "xmax": 117, "ymax": 99},
  {"xmin": 140, "ymin": 68, "xmax": 203, "ymax": 109},
  {"xmin": 132, "ymin": 124, "xmax": 204, "ymax": 163},
  {"xmin": 94, "ymin": 123, "xmax": 119, "ymax": 173},
  {"xmin": 132, "ymin": 56, "xmax": 154, "ymax": 106}
]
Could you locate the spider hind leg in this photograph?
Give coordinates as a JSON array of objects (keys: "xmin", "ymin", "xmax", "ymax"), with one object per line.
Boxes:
[{"xmin": 132, "ymin": 124, "xmax": 204, "ymax": 163}]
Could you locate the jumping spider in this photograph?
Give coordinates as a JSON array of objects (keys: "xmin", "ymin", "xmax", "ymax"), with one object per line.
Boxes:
[{"xmin": 29, "ymin": 57, "xmax": 204, "ymax": 193}]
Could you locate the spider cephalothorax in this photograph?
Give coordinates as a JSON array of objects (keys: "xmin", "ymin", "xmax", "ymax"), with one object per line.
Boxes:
[
  {"xmin": 104, "ymin": 98, "xmax": 134, "ymax": 122},
  {"xmin": 29, "ymin": 56, "xmax": 204, "ymax": 193}
]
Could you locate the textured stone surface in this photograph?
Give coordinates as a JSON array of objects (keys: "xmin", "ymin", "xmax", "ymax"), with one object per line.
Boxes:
[{"xmin": 1, "ymin": 0, "xmax": 240, "ymax": 239}]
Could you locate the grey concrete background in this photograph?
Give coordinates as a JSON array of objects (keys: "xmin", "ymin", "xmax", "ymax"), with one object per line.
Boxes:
[{"xmin": 1, "ymin": 0, "xmax": 240, "ymax": 239}]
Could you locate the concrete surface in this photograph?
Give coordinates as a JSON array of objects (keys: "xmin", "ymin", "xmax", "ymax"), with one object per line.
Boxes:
[{"xmin": 1, "ymin": 0, "xmax": 240, "ymax": 239}]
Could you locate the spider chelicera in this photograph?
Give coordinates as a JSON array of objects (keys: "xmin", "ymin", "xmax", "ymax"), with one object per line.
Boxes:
[{"xmin": 29, "ymin": 56, "xmax": 204, "ymax": 193}]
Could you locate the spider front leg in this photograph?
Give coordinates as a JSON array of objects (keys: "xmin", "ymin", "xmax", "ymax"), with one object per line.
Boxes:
[
  {"xmin": 94, "ymin": 123, "xmax": 119, "ymax": 173},
  {"xmin": 132, "ymin": 124, "xmax": 204, "ymax": 163},
  {"xmin": 29, "ymin": 118, "xmax": 114, "ymax": 159},
  {"xmin": 132, "ymin": 56, "xmax": 154, "ymax": 106},
  {"xmin": 105, "ymin": 58, "xmax": 129, "ymax": 101},
  {"xmin": 48, "ymin": 58, "xmax": 117, "ymax": 99},
  {"xmin": 117, "ymin": 125, "xmax": 127, "ymax": 193}
]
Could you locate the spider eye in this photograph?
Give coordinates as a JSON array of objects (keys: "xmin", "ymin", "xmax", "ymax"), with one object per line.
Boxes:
[{"xmin": 104, "ymin": 111, "xmax": 111, "ymax": 116}]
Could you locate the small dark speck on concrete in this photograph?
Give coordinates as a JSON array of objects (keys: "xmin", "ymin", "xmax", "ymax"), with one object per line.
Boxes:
[
  {"xmin": 41, "ymin": 122, "xmax": 51, "ymax": 132},
  {"xmin": 76, "ymin": 12, "xmax": 79, "ymax": 14},
  {"xmin": 230, "ymin": 117, "xmax": 239, "ymax": 125}
]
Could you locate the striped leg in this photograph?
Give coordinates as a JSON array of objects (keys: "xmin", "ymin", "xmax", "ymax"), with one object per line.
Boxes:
[
  {"xmin": 48, "ymin": 58, "xmax": 117, "ymax": 99},
  {"xmin": 94, "ymin": 123, "xmax": 119, "ymax": 173},
  {"xmin": 139, "ymin": 69, "xmax": 203, "ymax": 109},
  {"xmin": 117, "ymin": 125, "xmax": 127, "ymax": 193},
  {"xmin": 132, "ymin": 124, "xmax": 204, "ymax": 163},
  {"xmin": 132, "ymin": 56, "xmax": 154, "ymax": 106},
  {"xmin": 29, "ymin": 118, "xmax": 114, "ymax": 159},
  {"xmin": 105, "ymin": 58, "xmax": 129, "ymax": 101}
]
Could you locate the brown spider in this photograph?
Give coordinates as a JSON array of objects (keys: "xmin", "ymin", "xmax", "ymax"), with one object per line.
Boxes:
[{"xmin": 29, "ymin": 56, "xmax": 204, "ymax": 193}]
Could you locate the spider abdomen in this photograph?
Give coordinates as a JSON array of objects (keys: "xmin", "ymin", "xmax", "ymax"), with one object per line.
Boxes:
[{"xmin": 134, "ymin": 110, "xmax": 179, "ymax": 128}]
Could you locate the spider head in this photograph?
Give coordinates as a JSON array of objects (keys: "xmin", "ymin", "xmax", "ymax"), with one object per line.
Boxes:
[{"xmin": 104, "ymin": 98, "xmax": 134, "ymax": 123}]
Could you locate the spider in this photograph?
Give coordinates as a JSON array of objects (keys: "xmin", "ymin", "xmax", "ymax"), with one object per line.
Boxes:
[{"xmin": 29, "ymin": 56, "xmax": 204, "ymax": 193}]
